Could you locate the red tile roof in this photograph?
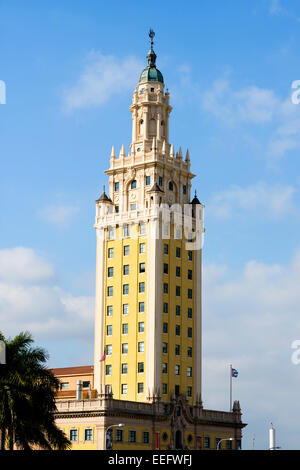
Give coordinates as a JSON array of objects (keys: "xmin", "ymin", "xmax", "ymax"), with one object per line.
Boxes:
[{"xmin": 50, "ymin": 365, "xmax": 94, "ymax": 376}]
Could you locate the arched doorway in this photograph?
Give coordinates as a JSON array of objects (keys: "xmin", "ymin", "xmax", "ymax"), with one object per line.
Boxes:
[{"xmin": 175, "ymin": 430, "xmax": 183, "ymax": 449}]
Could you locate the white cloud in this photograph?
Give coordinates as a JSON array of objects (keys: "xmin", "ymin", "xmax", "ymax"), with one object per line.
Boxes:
[
  {"xmin": 202, "ymin": 79, "xmax": 279, "ymax": 126},
  {"xmin": 0, "ymin": 247, "xmax": 94, "ymax": 341},
  {"xmin": 269, "ymin": 0, "xmax": 283, "ymax": 15},
  {"xmin": 38, "ymin": 204, "xmax": 80, "ymax": 228},
  {"xmin": 62, "ymin": 51, "xmax": 143, "ymax": 112},
  {"xmin": 202, "ymin": 79, "xmax": 300, "ymax": 161},
  {"xmin": 209, "ymin": 182, "xmax": 296, "ymax": 219},
  {"xmin": 0, "ymin": 247, "xmax": 55, "ymax": 283},
  {"xmin": 202, "ymin": 250, "xmax": 300, "ymax": 449}
]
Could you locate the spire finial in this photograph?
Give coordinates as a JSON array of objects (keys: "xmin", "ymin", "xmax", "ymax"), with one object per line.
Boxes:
[
  {"xmin": 149, "ymin": 29, "xmax": 155, "ymax": 50},
  {"xmin": 147, "ymin": 29, "xmax": 157, "ymax": 68}
]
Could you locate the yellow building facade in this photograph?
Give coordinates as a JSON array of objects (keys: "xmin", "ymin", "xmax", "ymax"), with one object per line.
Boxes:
[{"xmin": 54, "ymin": 31, "xmax": 246, "ymax": 450}]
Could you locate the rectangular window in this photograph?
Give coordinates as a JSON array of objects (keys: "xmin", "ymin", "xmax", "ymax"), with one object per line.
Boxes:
[
  {"xmin": 122, "ymin": 363, "xmax": 128, "ymax": 374},
  {"xmin": 115, "ymin": 206, "xmax": 119, "ymax": 213},
  {"xmin": 188, "ymin": 307, "xmax": 192, "ymax": 318},
  {"xmin": 143, "ymin": 431, "xmax": 150, "ymax": 444},
  {"xmin": 130, "ymin": 203, "xmax": 136, "ymax": 211},
  {"xmin": 176, "ymin": 305, "xmax": 180, "ymax": 316},
  {"xmin": 122, "ymin": 323, "xmax": 128, "ymax": 335},
  {"xmin": 164, "ymin": 244, "xmax": 168, "ymax": 255},
  {"xmin": 131, "ymin": 180, "xmax": 137, "ymax": 189},
  {"xmin": 139, "ymin": 302, "xmax": 145, "ymax": 313},
  {"xmin": 106, "ymin": 344, "xmax": 112, "ymax": 355},
  {"xmin": 107, "ymin": 325, "xmax": 112, "ymax": 336},
  {"xmin": 122, "ymin": 343, "xmax": 128, "ymax": 354},
  {"xmin": 176, "ymin": 247, "xmax": 181, "ymax": 258},
  {"xmin": 188, "ymin": 327, "xmax": 192, "ymax": 338},
  {"xmin": 163, "ymin": 263, "xmax": 168, "ymax": 274},
  {"xmin": 187, "ymin": 367, "xmax": 192, "ymax": 377},
  {"xmin": 106, "ymin": 305, "xmax": 113, "ymax": 317},
  {"xmin": 123, "ymin": 284, "xmax": 129, "ymax": 295},
  {"xmin": 70, "ymin": 429, "xmax": 78, "ymax": 441},
  {"xmin": 85, "ymin": 429, "xmax": 93, "ymax": 441},
  {"xmin": 175, "ymin": 365, "xmax": 180, "ymax": 376},
  {"xmin": 129, "ymin": 430, "xmax": 136, "ymax": 443},
  {"xmin": 176, "ymin": 266, "xmax": 180, "ymax": 277},
  {"xmin": 140, "ymin": 242, "xmax": 146, "ymax": 254},
  {"xmin": 140, "ymin": 223, "xmax": 146, "ymax": 235},
  {"xmin": 145, "ymin": 176, "xmax": 151, "ymax": 186},
  {"xmin": 176, "ymin": 325, "xmax": 180, "ymax": 336},
  {"xmin": 188, "ymin": 289, "xmax": 193, "ymax": 299},
  {"xmin": 108, "ymin": 227, "xmax": 114, "ymax": 240},
  {"xmin": 123, "ymin": 224, "xmax": 130, "ymax": 237},
  {"xmin": 182, "ymin": 185, "xmax": 187, "ymax": 194},
  {"xmin": 159, "ymin": 176, "xmax": 163, "ymax": 187},
  {"xmin": 163, "ymin": 322, "xmax": 168, "ymax": 334},
  {"xmin": 139, "ymin": 262, "xmax": 146, "ymax": 273},
  {"xmin": 124, "ymin": 245, "xmax": 129, "ymax": 256},
  {"xmin": 138, "ymin": 322, "xmax": 144, "ymax": 333},
  {"xmin": 108, "ymin": 248, "xmax": 114, "ymax": 258},
  {"xmin": 138, "ymin": 383, "xmax": 144, "ymax": 394},
  {"xmin": 187, "ymin": 346, "xmax": 192, "ymax": 357},
  {"xmin": 215, "ymin": 438, "xmax": 222, "ymax": 450},
  {"xmin": 175, "ymin": 227, "xmax": 181, "ymax": 239},
  {"xmin": 114, "ymin": 182, "xmax": 119, "ymax": 192},
  {"xmin": 162, "ymin": 342, "xmax": 168, "ymax": 354},
  {"xmin": 123, "ymin": 304, "xmax": 129, "ymax": 315},
  {"xmin": 138, "ymin": 342, "xmax": 144, "ymax": 353},
  {"xmin": 107, "ymin": 286, "xmax": 113, "ymax": 297},
  {"xmin": 60, "ymin": 382, "xmax": 69, "ymax": 390},
  {"xmin": 163, "ymin": 283, "xmax": 168, "ymax": 294},
  {"xmin": 188, "ymin": 251, "xmax": 193, "ymax": 261},
  {"xmin": 121, "ymin": 384, "xmax": 127, "ymax": 395},
  {"xmin": 226, "ymin": 439, "xmax": 233, "ymax": 450},
  {"xmin": 123, "ymin": 265, "xmax": 129, "ymax": 275},
  {"xmin": 188, "ymin": 269, "xmax": 192, "ymax": 280},
  {"xmin": 162, "ymin": 363, "xmax": 167, "ymax": 374},
  {"xmin": 163, "ymin": 302, "xmax": 168, "ymax": 313},
  {"xmin": 108, "ymin": 267, "xmax": 114, "ymax": 277},
  {"xmin": 175, "ymin": 385, "xmax": 180, "ymax": 396},
  {"xmin": 82, "ymin": 381, "xmax": 90, "ymax": 388},
  {"xmin": 139, "ymin": 282, "xmax": 145, "ymax": 293},
  {"xmin": 116, "ymin": 429, "xmax": 123, "ymax": 442},
  {"xmin": 138, "ymin": 362, "xmax": 144, "ymax": 373},
  {"xmin": 187, "ymin": 386, "xmax": 192, "ymax": 397},
  {"xmin": 204, "ymin": 437, "xmax": 210, "ymax": 449},
  {"xmin": 162, "ymin": 383, "xmax": 167, "ymax": 394},
  {"xmin": 176, "ymin": 286, "xmax": 180, "ymax": 296},
  {"xmin": 175, "ymin": 344, "xmax": 180, "ymax": 356},
  {"xmin": 106, "ymin": 365, "xmax": 112, "ymax": 376}
]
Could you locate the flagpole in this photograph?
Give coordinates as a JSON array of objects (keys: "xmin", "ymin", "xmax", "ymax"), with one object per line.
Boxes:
[{"xmin": 229, "ymin": 364, "xmax": 232, "ymax": 412}]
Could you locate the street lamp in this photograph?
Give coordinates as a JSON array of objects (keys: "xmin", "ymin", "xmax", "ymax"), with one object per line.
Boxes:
[
  {"xmin": 217, "ymin": 437, "xmax": 234, "ymax": 450},
  {"xmin": 105, "ymin": 423, "xmax": 125, "ymax": 450}
]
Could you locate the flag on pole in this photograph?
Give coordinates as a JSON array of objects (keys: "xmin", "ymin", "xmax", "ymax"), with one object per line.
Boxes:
[
  {"xmin": 232, "ymin": 368, "xmax": 238, "ymax": 378},
  {"xmin": 100, "ymin": 350, "xmax": 106, "ymax": 362}
]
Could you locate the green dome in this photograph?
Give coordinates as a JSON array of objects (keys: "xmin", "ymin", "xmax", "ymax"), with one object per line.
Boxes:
[{"xmin": 139, "ymin": 66, "xmax": 164, "ymax": 84}]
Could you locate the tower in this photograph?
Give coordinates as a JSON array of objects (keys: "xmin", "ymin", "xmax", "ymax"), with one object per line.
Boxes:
[
  {"xmin": 93, "ymin": 30, "xmax": 204, "ymax": 405},
  {"xmin": 53, "ymin": 32, "xmax": 246, "ymax": 450}
]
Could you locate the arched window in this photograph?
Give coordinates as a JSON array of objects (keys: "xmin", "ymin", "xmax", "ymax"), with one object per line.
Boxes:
[{"xmin": 139, "ymin": 120, "xmax": 144, "ymax": 135}]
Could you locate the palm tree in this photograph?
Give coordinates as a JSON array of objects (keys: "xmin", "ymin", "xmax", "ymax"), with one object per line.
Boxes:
[{"xmin": 0, "ymin": 331, "xmax": 71, "ymax": 450}]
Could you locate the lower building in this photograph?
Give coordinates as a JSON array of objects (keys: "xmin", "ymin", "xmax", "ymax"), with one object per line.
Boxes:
[{"xmin": 53, "ymin": 366, "xmax": 245, "ymax": 450}]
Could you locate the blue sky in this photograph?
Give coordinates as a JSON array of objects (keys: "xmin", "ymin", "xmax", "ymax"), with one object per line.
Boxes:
[{"xmin": 1, "ymin": 0, "xmax": 300, "ymax": 450}]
